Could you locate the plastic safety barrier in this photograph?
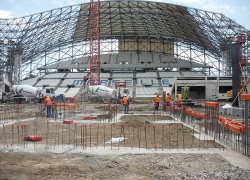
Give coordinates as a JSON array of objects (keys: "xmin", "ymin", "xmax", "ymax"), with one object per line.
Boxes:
[
  {"xmin": 183, "ymin": 103, "xmax": 248, "ymax": 134},
  {"xmin": 24, "ymin": 135, "xmax": 42, "ymax": 142},
  {"xmin": 83, "ymin": 116, "xmax": 97, "ymax": 120},
  {"xmin": 63, "ymin": 120, "xmax": 73, "ymax": 124}
]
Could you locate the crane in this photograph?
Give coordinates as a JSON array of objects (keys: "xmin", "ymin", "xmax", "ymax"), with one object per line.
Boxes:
[{"xmin": 89, "ymin": 0, "xmax": 101, "ymax": 86}]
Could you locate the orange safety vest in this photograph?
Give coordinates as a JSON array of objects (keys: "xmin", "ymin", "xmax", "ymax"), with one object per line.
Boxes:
[
  {"xmin": 177, "ymin": 98, "xmax": 182, "ymax": 105},
  {"xmin": 123, "ymin": 97, "xmax": 128, "ymax": 104},
  {"xmin": 45, "ymin": 97, "xmax": 52, "ymax": 106},
  {"xmin": 165, "ymin": 95, "xmax": 171, "ymax": 102},
  {"xmin": 154, "ymin": 96, "xmax": 160, "ymax": 102}
]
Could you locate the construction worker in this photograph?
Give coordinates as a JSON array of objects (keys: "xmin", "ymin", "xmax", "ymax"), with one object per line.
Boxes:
[
  {"xmin": 183, "ymin": 86, "xmax": 188, "ymax": 100},
  {"xmin": 45, "ymin": 96, "xmax": 52, "ymax": 118},
  {"xmin": 176, "ymin": 94, "xmax": 182, "ymax": 108},
  {"xmin": 122, "ymin": 95, "xmax": 129, "ymax": 114},
  {"xmin": 154, "ymin": 93, "xmax": 160, "ymax": 111},
  {"xmin": 73, "ymin": 95, "xmax": 78, "ymax": 103},
  {"xmin": 165, "ymin": 93, "xmax": 171, "ymax": 110},
  {"xmin": 42, "ymin": 94, "xmax": 46, "ymax": 101}
]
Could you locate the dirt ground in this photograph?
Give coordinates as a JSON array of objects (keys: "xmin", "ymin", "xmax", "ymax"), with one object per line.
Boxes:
[{"xmin": 0, "ymin": 101, "xmax": 249, "ymax": 180}]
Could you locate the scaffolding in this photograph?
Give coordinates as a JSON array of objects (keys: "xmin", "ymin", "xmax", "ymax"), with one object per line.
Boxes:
[{"xmin": 0, "ymin": 1, "xmax": 249, "ymax": 78}]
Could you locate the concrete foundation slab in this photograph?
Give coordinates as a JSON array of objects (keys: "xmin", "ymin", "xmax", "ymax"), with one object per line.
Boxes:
[{"xmin": 193, "ymin": 133, "xmax": 214, "ymax": 141}]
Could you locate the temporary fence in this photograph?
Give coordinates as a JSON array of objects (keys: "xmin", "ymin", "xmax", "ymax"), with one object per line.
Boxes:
[
  {"xmin": 0, "ymin": 119, "xmax": 220, "ymax": 151},
  {"xmin": 95, "ymin": 104, "xmax": 119, "ymax": 122},
  {"xmin": 37, "ymin": 100, "xmax": 80, "ymax": 120},
  {"xmin": 0, "ymin": 104, "xmax": 35, "ymax": 125},
  {"xmin": 171, "ymin": 98, "xmax": 250, "ymax": 157},
  {"xmin": 0, "ymin": 98, "xmax": 249, "ymax": 155}
]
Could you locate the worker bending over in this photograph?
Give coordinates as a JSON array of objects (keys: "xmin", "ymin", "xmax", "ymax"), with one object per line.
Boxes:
[
  {"xmin": 122, "ymin": 95, "xmax": 129, "ymax": 114},
  {"xmin": 154, "ymin": 94, "xmax": 160, "ymax": 111}
]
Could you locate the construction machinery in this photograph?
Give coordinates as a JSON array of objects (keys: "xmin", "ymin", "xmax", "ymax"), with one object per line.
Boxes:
[
  {"xmin": 87, "ymin": 82, "xmax": 130, "ymax": 104},
  {"xmin": 1, "ymin": 85, "xmax": 56, "ymax": 103}
]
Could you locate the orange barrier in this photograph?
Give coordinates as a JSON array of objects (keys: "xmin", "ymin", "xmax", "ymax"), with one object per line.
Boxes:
[
  {"xmin": 83, "ymin": 116, "xmax": 97, "ymax": 120},
  {"xmin": 24, "ymin": 135, "xmax": 43, "ymax": 142},
  {"xmin": 227, "ymin": 123, "xmax": 243, "ymax": 134},
  {"xmin": 183, "ymin": 106, "xmax": 247, "ymax": 134},
  {"xmin": 63, "ymin": 120, "xmax": 73, "ymax": 124},
  {"xmin": 205, "ymin": 101, "xmax": 219, "ymax": 107},
  {"xmin": 241, "ymin": 94, "xmax": 250, "ymax": 100}
]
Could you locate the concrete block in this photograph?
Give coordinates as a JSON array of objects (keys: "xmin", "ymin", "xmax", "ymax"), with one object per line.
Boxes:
[
  {"xmin": 219, "ymin": 107, "xmax": 227, "ymax": 115},
  {"xmin": 227, "ymin": 108, "xmax": 233, "ymax": 115},
  {"xmin": 233, "ymin": 108, "xmax": 244, "ymax": 117}
]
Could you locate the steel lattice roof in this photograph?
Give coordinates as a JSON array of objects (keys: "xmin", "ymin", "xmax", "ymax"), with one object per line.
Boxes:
[{"xmin": 0, "ymin": 0, "xmax": 249, "ymax": 66}]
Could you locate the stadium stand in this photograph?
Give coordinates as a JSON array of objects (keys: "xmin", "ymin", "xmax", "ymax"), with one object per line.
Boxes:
[
  {"xmin": 61, "ymin": 79, "xmax": 76, "ymax": 87},
  {"xmin": 182, "ymin": 71, "xmax": 205, "ymax": 77},
  {"xmin": 43, "ymin": 73, "xmax": 66, "ymax": 79},
  {"xmin": 55, "ymin": 88, "xmax": 68, "ymax": 94},
  {"xmin": 110, "ymin": 54, "xmax": 118, "ymax": 64},
  {"xmin": 65, "ymin": 88, "xmax": 80, "ymax": 97},
  {"xmin": 136, "ymin": 72, "xmax": 157, "ymax": 78},
  {"xmin": 112, "ymin": 73, "xmax": 133, "ymax": 78},
  {"xmin": 136, "ymin": 87, "xmax": 159, "ymax": 97},
  {"xmin": 66, "ymin": 73, "xmax": 88, "ymax": 79},
  {"xmin": 35, "ymin": 79, "xmax": 60, "ymax": 88},
  {"xmin": 20, "ymin": 78, "xmax": 39, "ymax": 86}
]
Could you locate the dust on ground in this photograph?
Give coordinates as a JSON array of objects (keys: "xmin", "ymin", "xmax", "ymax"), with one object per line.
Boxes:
[
  {"xmin": 0, "ymin": 100, "xmax": 249, "ymax": 180},
  {"xmin": 0, "ymin": 152, "xmax": 249, "ymax": 180},
  {"xmin": 119, "ymin": 115, "xmax": 173, "ymax": 126}
]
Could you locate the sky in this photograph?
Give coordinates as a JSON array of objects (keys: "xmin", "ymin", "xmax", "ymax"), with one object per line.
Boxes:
[{"xmin": 0, "ymin": 0, "xmax": 249, "ymax": 30}]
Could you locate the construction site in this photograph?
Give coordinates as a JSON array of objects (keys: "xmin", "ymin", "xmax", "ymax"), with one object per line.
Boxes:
[{"xmin": 0, "ymin": 0, "xmax": 250, "ymax": 179}]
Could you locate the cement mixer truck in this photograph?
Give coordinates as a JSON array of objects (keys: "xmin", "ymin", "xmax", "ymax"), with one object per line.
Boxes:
[
  {"xmin": 87, "ymin": 85, "xmax": 130, "ymax": 103},
  {"xmin": 9, "ymin": 85, "xmax": 55, "ymax": 103}
]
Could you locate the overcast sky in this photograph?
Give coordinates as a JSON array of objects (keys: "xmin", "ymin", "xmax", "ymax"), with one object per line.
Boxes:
[{"xmin": 0, "ymin": 0, "xmax": 249, "ymax": 30}]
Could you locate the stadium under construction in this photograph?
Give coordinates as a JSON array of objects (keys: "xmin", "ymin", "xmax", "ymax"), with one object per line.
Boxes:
[
  {"xmin": 0, "ymin": 0, "xmax": 248, "ymax": 101},
  {"xmin": 0, "ymin": 0, "xmax": 250, "ymax": 159}
]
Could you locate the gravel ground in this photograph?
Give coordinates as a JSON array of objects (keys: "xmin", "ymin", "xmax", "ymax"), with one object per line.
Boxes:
[
  {"xmin": 0, "ymin": 152, "xmax": 249, "ymax": 180},
  {"xmin": 0, "ymin": 101, "xmax": 249, "ymax": 179}
]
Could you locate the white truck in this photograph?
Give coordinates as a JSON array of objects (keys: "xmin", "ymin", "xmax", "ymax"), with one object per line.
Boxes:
[
  {"xmin": 9, "ymin": 85, "xmax": 56, "ymax": 103},
  {"xmin": 87, "ymin": 85, "xmax": 130, "ymax": 103}
]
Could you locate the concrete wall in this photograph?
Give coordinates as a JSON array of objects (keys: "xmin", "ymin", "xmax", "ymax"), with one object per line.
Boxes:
[{"xmin": 175, "ymin": 76, "xmax": 232, "ymax": 99}]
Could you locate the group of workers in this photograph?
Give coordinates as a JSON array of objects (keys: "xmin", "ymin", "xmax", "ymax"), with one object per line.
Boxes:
[
  {"xmin": 121, "ymin": 92, "xmax": 183, "ymax": 114},
  {"xmin": 42, "ymin": 94, "xmax": 79, "ymax": 118},
  {"xmin": 154, "ymin": 93, "xmax": 182, "ymax": 111}
]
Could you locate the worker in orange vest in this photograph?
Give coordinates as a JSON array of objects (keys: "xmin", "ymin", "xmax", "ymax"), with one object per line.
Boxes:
[
  {"xmin": 154, "ymin": 93, "xmax": 160, "ymax": 111},
  {"xmin": 176, "ymin": 94, "xmax": 182, "ymax": 108},
  {"xmin": 73, "ymin": 95, "xmax": 78, "ymax": 103},
  {"xmin": 165, "ymin": 93, "xmax": 171, "ymax": 110},
  {"xmin": 122, "ymin": 95, "xmax": 129, "ymax": 114},
  {"xmin": 45, "ymin": 96, "xmax": 53, "ymax": 118}
]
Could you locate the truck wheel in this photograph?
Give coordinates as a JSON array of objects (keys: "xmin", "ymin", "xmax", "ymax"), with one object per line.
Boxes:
[
  {"xmin": 34, "ymin": 98, "xmax": 40, "ymax": 103},
  {"xmin": 15, "ymin": 98, "xmax": 22, "ymax": 104},
  {"xmin": 90, "ymin": 98, "xmax": 95, "ymax": 103}
]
